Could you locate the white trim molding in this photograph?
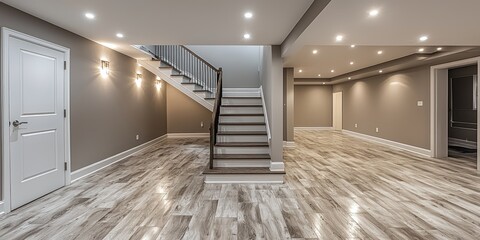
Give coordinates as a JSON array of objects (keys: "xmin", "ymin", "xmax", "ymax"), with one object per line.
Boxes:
[
  {"xmin": 343, "ymin": 130, "xmax": 431, "ymax": 157},
  {"xmin": 270, "ymin": 161, "xmax": 285, "ymax": 172},
  {"xmin": 259, "ymin": 86, "xmax": 271, "ymax": 141},
  {"xmin": 1, "ymin": 28, "xmax": 71, "ymax": 214},
  {"xmin": 167, "ymin": 133, "xmax": 209, "ymax": 138},
  {"xmin": 283, "ymin": 141, "xmax": 296, "ymax": 148},
  {"xmin": 0, "ymin": 201, "xmax": 4, "ymax": 216},
  {"xmin": 294, "ymin": 127, "xmax": 334, "ymax": 131},
  {"xmin": 71, "ymin": 134, "xmax": 167, "ymax": 182}
]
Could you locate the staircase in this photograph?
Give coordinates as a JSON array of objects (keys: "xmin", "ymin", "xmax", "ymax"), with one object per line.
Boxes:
[{"xmin": 136, "ymin": 45, "xmax": 284, "ymax": 183}]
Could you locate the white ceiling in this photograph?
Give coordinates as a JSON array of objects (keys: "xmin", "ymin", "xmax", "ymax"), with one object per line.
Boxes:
[
  {"xmin": 284, "ymin": 46, "xmax": 442, "ymax": 78},
  {"xmin": 2, "ymin": 0, "xmax": 312, "ymax": 46}
]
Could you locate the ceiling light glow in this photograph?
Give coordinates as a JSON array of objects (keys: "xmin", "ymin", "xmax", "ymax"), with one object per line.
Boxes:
[
  {"xmin": 116, "ymin": 33, "xmax": 124, "ymax": 38},
  {"xmin": 312, "ymin": 49, "xmax": 318, "ymax": 54},
  {"xmin": 351, "ymin": 45, "xmax": 356, "ymax": 48},
  {"xmin": 318, "ymin": 74, "xmax": 321, "ymax": 77},
  {"xmin": 437, "ymin": 47, "xmax": 443, "ymax": 51},
  {"xmin": 336, "ymin": 35, "xmax": 344, "ymax": 42},
  {"xmin": 243, "ymin": 33, "xmax": 251, "ymax": 39},
  {"xmin": 244, "ymin": 12, "xmax": 253, "ymax": 19},
  {"xmin": 419, "ymin": 35, "xmax": 429, "ymax": 42},
  {"xmin": 350, "ymin": 61, "xmax": 354, "ymax": 65},
  {"xmin": 418, "ymin": 48, "xmax": 425, "ymax": 52},
  {"xmin": 369, "ymin": 9, "xmax": 379, "ymax": 17},
  {"xmin": 298, "ymin": 69, "xmax": 303, "ymax": 73},
  {"xmin": 379, "ymin": 70, "xmax": 383, "ymax": 73},
  {"xmin": 348, "ymin": 77, "xmax": 352, "ymax": 80},
  {"xmin": 331, "ymin": 69, "xmax": 335, "ymax": 73},
  {"xmin": 377, "ymin": 50, "xmax": 383, "ymax": 55},
  {"xmin": 85, "ymin": 12, "xmax": 95, "ymax": 19}
]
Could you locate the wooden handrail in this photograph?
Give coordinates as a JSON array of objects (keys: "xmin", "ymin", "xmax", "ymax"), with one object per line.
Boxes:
[
  {"xmin": 209, "ymin": 68, "xmax": 223, "ymax": 169},
  {"xmin": 180, "ymin": 45, "xmax": 219, "ymax": 72}
]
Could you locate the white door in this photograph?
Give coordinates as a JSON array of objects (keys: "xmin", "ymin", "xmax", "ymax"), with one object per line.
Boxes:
[
  {"xmin": 333, "ymin": 92, "xmax": 343, "ymax": 130},
  {"xmin": 8, "ymin": 35, "xmax": 66, "ymax": 210}
]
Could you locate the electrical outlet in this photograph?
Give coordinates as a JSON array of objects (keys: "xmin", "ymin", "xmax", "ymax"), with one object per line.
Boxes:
[
  {"xmin": 375, "ymin": 128, "xmax": 379, "ymax": 133},
  {"xmin": 136, "ymin": 134, "xmax": 139, "ymax": 140},
  {"xmin": 355, "ymin": 123, "xmax": 358, "ymax": 128},
  {"xmin": 201, "ymin": 121, "xmax": 204, "ymax": 128}
]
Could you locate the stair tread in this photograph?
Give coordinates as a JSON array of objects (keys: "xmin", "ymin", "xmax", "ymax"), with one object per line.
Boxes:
[
  {"xmin": 216, "ymin": 142, "xmax": 269, "ymax": 147},
  {"xmin": 214, "ymin": 154, "xmax": 271, "ymax": 159},
  {"xmin": 219, "ymin": 122, "xmax": 265, "ymax": 125},
  {"xmin": 222, "ymin": 97, "xmax": 261, "ymax": 99},
  {"xmin": 171, "ymin": 74, "xmax": 191, "ymax": 79},
  {"xmin": 222, "ymin": 104, "xmax": 262, "ymax": 107},
  {"xmin": 218, "ymin": 131, "xmax": 267, "ymax": 135},
  {"xmin": 220, "ymin": 113, "xmax": 263, "ymax": 116},
  {"xmin": 203, "ymin": 167, "xmax": 284, "ymax": 175}
]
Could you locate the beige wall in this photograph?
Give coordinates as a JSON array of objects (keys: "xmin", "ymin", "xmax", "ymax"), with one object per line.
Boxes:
[
  {"xmin": 0, "ymin": 3, "xmax": 167, "ymax": 198},
  {"xmin": 166, "ymin": 84, "xmax": 211, "ymax": 133},
  {"xmin": 294, "ymin": 85, "xmax": 333, "ymax": 127},
  {"xmin": 333, "ymin": 66, "xmax": 430, "ymax": 149}
]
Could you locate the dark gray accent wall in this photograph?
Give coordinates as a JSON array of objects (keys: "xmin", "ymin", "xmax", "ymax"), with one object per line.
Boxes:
[
  {"xmin": 185, "ymin": 46, "xmax": 261, "ymax": 88},
  {"xmin": 0, "ymin": 3, "xmax": 167, "ymax": 198},
  {"xmin": 166, "ymin": 84, "xmax": 211, "ymax": 133},
  {"xmin": 294, "ymin": 85, "xmax": 332, "ymax": 127},
  {"xmin": 448, "ymin": 65, "xmax": 478, "ymax": 143},
  {"xmin": 333, "ymin": 66, "xmax": 431, "ymax": 149}
]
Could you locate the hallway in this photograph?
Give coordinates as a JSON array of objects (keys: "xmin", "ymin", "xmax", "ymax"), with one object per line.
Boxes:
[{"xmin": 1, "ymin": 131, "xmax": 479, "ymax": 239}]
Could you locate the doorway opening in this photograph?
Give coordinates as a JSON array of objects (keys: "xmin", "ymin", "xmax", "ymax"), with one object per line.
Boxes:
[{"xmin": 431, "ymin": 57, "xmax": 480, "ymax": 171}]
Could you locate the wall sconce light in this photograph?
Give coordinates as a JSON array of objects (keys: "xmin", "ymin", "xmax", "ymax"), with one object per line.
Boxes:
[
  {"xmin": 155, "ymin": 80, "xmax": 162, "ymax": 90},
  {"xmin": 136, "ymin": 74, "xmax": 142, "ymax": 87},
  {"xmin": 100, "ymin": 60, "xmax": 110, "ymax": 77}
]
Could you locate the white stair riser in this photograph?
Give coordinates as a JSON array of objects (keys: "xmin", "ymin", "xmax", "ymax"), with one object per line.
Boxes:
[
  {"xmin": 220, "ymin": 116, "xmax": 264, "ymax": 123},
  {"xmin": 171, "ymin": 75, "xmax": 191, "ymax": 83},
  {"xmin": 206, "ymin": 99, "xmax": 215, "ymax": 105},
  {"xmin": 213, "ymin": 159, "xmax": 270, "ymax": 168},
  {"xmin": 182, "ymin": 84, "xmax": 203, "ymax": 91},
  {"xmin": 214, "ymin": 147, "xmax": 269, "ymax": 154},
  {"xmin": 220, "ymin": 107, "xmax": 263, "ymax": 114},
  {"xmin": 222, "ymin": 98, "xmax": 262, "ymax": 105},
  {"xmin": 205, "ymin": 174, "xmax": 284, "ymax": 183},
  {"xmin": 195, "ymin": 91, "xmax": 211, "ymax": 98},
  {"xmin": 217, "ymin": 135, "xmax": 268, "ymax": 143},
  {"xmin": 223, "ymin": 92, "xmax": 261, "ymax": 98},
  {"xmin": 219, "ymin": 125, "xmax": 266, "ymax": 131}
]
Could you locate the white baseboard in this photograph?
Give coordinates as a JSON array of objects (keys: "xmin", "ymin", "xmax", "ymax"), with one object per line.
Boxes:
[
  {"xmin": 283, "ymin": 141, "xmax": 295, "ymax": 148},
  {"xmin": 0, "ymin": 201, "xmax": 4, "ymax": 216},
  {"xmin": 270, "ymin": 161, "xmax": 285, "ymax": 172},
  {"xmin": 295, "ymin": 127, "xmax": 333, "ymax": 130},
  {"xmin": 204, "ymin": 174, "xmax": 284, "ymax": 184},
  {"xmin": 448, "ymin": 137, "xmax": 477, "ymax": 149},
  {"xmin": 167, "ymin": 133, "xmax": 209, "ymax": 138},
  {"xmin": 342, "ymin": 130, "xmax": 431, "ymax": 157},
  {"xmin": 71, "ymin": 134, "xmax": 167, "ymax": 182}
]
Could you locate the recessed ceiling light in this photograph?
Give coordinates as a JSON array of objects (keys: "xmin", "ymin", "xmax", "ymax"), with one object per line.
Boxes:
[
  {"xmin": 116, "ymin": 33, "xmax": 124, "ymax": 38},
  {"xmin": 348, "ymin": 77, "xmax": 352, "ymax": 80},
  {"xmin": 243, "ymin": 33, "xmax": 251, "ymax": 39},
  {"xmin": 350, "ymin": 45, "xmax": 356, "ymax": 48},
  {"xmin": 377, "ymin": 50, "xmax": 383, "ymax": 55},
  {"xmin": 323, "ymin": 82, "xmax": 326, "ymax": 85},
  {"xmin": 350, "ymin": 61, "xmax": 354, "ymax": 65},
  {"xmin": 437, "ymin": 47, "xmax": 443, "ymax": 51},
  {"xmin": 298, "ymin": 69, "xmax": 303, "ymax": 73},
  {"xmin": 369, "ymin": 9, "xmax": 379, "ymax": 17},
  {"xmin": 419, "ymin": 35, "xmax": 429, "ymax": 42},
  {"xmin": 318, "ymin": 74, "xmax": 321, "ymax": 77},
  {"xmin": 418, "ymin": 48, "xmax": 425, "ymax": 52},
  {"xmin": 331, "ymin": 69, "xmax": 335, "ymax": 73},
  {"xmin": 312, "ymin": 49, "xmax": 318, "ymax": 54},
  {"xmin": 85, "ymin": 12, "xmax": 95, "ymax": 19},
  {"xmin": 336, "ymin": 35, "xmax": 344, "ymax": 42},
  {"xmin": 379, "ymin": 70, "xmax": 383, "ymax": 73},
  {"xmin": 244, "ymin": 12, "xmax": 253, "ymax": 19}
]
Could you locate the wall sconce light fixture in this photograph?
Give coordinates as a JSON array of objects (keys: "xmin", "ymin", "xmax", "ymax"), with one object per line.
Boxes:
[
  {"xmin": 155, "ymin": 80, "xmax": 162, "ymax": 90},
  {"xmin": 136, "ymin": 74, "xmax": 143, "ymax": 86},
  {"xmin": 100, "ymin": 60, "xmax": 110, "ymax": 77}
]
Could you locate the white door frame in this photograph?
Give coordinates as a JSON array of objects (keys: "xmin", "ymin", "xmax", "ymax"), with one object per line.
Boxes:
[
  {"xmin": 1, "ymin": 28, "xmax": 71, "ymax": 214},
  {"xmin": 430, "ymin": 57, "xmax": 480, "ymax": 171}
]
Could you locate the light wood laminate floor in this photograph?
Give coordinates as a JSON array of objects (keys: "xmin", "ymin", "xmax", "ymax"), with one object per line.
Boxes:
[{"xmin": 1, "ymin": 130, "xmax": 479, "ymax": 240}]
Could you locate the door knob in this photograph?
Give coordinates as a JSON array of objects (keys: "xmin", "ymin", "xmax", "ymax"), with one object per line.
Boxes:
[{"xmin": 12, "ymin": 120, "xmax": 28, "ymax": 127}]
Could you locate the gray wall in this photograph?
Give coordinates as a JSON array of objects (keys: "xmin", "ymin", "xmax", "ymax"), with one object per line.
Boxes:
[
  {"xmin": 448, "ymin": 65, "xmax": 478, "ymax": 143},
  {"xmin": 0, "ymin": 3, "xmax": 167, "ymax": 198},
  {"xmin": 294, "ymin": 85, "xmax": 333, "ymax": 127},
  {"xmin": 333, "ymin": 66, "xmax": 430, "ymax": 149},
  {"xmin": 260, "ymin": 46, "xmax": 283, "ymax": 164},
  {"xmin": 186, "ymin": 45, "xmax": 261, "ymax": 88},
  {"xmin": 283, "ymin": 68, "xmax": 294, "ymax": 141},
  {"xmin": 166, "ymin": 84, "xmax": 211, "ymax": 133}
]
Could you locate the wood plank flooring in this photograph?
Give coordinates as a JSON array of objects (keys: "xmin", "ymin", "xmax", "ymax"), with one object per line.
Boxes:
[{"xmin": 1, "ymin": 130, "xmax": 480, "ymax": 239}]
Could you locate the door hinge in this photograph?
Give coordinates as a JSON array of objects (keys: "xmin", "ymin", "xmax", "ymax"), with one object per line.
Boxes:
[
  {"xmin": 64, "ymin": 61, "xmax": 67, "ymax": 70},
  {"xmin": 64, "ymin": 162, "xmax": 68, "ymax": 171},
  {"xmin": 64, "ymin": 109, "xmax": 67, "ymax": 118}
]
